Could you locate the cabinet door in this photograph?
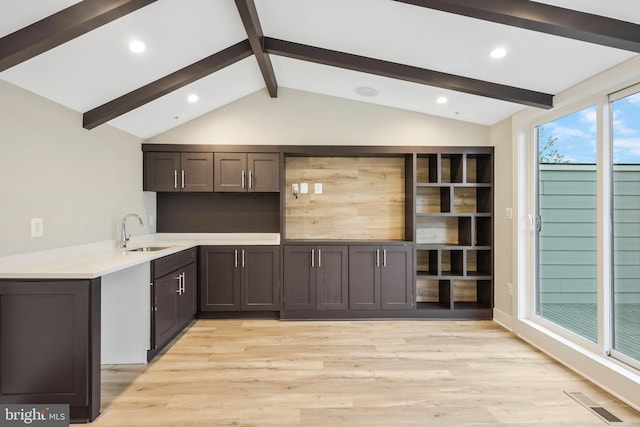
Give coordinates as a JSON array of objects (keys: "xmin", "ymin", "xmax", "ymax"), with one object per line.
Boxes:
[
  {"xmin": 380, "ymin": 245, "xmax": 414, "ymax": 310},
  {"xmin": 317, "ymin": 246, "xmax": 349, "ymax": 310},
  {"xmin": 349, "ymin": 246, "xmax": 381, "ymax": 310},
  {"xmin": 283, "ymin": 245, "xmax": 316, "ymax": 310},
  {"xmin": 181, "ymin": 153, "xmax": 213, "ymax": 192},
  {"xmin": 200, "ymin": 246, "xmax": 241, "ymax": 311},
  {"xmin": 154, "ymin": 273, "xmax": 180, "ymax": 348},
  {"xmin": 144, "ymin": 152, "xmax": 180, "ymax": 192},
  {"xmin": 0, "ymin": 280, "xmax": 98, "ymax": 419},
  {"xmin": 177, "ymin": 262, "xmax": 197, "ymax": 322},
  {"xmin": 214, "ymin": 153, "xmax": 246, "ymax": 192},
  {"xmin": 241, "ymin": 246, "xmax": 280, "ymax": 311},
  {"xmin": 248, "ymin": 153, "xmax": 280, "ymax": 192}
]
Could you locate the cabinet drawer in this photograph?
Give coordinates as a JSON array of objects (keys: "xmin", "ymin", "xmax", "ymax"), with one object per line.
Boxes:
[{"xmin": 152, "ymin": 248, "xmax": 197, "ymax": 279}]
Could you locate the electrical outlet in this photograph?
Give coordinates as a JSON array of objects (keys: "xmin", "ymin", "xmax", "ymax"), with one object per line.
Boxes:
[
  {"xmin": 31, "ymin": 218, "xmax": 43, "ymax": 237},
  {"xmin": 292, "ymin": 183, "xmax": 299, "ymax": 194},
  {"xmin": 300, "ymin": 182, "xmax": 309, "ymax": 194},
  {"xmin": 315, "ymin": 183, "xmax": 323, "ymax": 194}
]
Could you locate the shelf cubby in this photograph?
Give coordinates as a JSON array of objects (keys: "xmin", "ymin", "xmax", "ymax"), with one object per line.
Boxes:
[
  {"xmin": 475, "ymin": 216, "xmax": 492, "ymax": 246},
  {"xmin": 416, "ymin": 154, "xmax": 438, "ymax": 184},
  {"xmin": 466, "ymin": 250, "xmax": 492, "ymax": 277},
  {"xmin": 466, "ymin": 154, "xmax": 492, "ymax": 184},
  {"xmin": 416, "ymin": 249, "xmax": 439, "ymax": 276},
  {"xmin": 416, "ymin": 216, "xmax": 471, "ymax": 246},
  {"xmin": 441, "ymin": 154, "xmax": 464, "ymax": 183},
  {"xmin": 441, "ymin": 250, "xmax": 464, "ymax": 276},
  {"xmin": 416, "ymin": 186, "xmax": 451, "ymax": 213},
  {"xmin": 416, "ymin": 279, "xmax": 451, "ymax": 309}
]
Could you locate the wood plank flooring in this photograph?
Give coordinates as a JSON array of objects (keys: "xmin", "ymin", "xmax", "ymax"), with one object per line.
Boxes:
[{"xmin": 94, "ymin": 320, "xmax": 640, "ymax": 426}]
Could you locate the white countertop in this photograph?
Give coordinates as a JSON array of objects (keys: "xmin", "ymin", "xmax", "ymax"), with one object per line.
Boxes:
[{"xmin": 0, "ymin": 233, "xmax": 280, "ymax": 279}]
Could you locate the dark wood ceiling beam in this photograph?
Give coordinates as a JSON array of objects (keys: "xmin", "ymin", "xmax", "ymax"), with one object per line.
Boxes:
[
  {"xmin": 83, "ymin": 40, "xmax": 252, "ymax": 130},
  {"xmin": 234, "ymin": 0, "xmax": 278, "ymax": 97},
  {"xmin": 0, "ymin": 0, "xmax": 156, "ymax": 72},
  {"xmin": 264, "ymin": 37, "xmax": 553, "ymax": 109},
  {"xmin": 393, "ymin": 0, "xmax": 640, "ymax": 53}
]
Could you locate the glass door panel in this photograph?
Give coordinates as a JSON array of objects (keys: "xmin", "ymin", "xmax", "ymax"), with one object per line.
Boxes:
[
  {"xmin": 611, "ymin": 90, "xmax": 640, "ymax": 362},
  {"xmin": 536, "ymin": 106, "xmax": 598, "ymax": 342}
]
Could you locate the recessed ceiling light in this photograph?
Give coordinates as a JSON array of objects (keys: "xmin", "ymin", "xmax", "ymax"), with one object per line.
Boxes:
[
  {"xmin": 187, "ymin": 94, "xmax": 199, "ymax": 103},
  {"xmin": 129, "ymin": 40, "xmax": 146, "ymax": 53},
  {"xmin": 490, "ymin": 47, "xmax": 507, "ymax": 59},
  {"xmin": 355, "ymin": 86, "xmax": 378, "ymax": 97},
  {"xmin": 436, "ymin": 96, "xmax": 448, "ymax": 104}
]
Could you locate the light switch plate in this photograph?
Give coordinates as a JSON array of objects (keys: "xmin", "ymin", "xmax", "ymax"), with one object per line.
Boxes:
[
  {"xmin": 300, "ymin": 182, "xmax": 309, "ymax": 194},
  {"xmin": 314, "ymin": 183, "xmax": 323, "ymax": 194},
  {"xmin": 505, "ymin": 207, "xmax": 513, "ymax": 220},
  {"xmin": 31, "ymin": 218, "xmax": 43, "ymax": 237}
]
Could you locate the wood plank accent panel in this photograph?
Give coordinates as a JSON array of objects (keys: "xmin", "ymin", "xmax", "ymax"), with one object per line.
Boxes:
[
  {"xmin": 157, "ymin": 192, "xmax": 279, "ymax": 233},
  {"xmin": 285, "ymin": 157, "xmax": 405, "ymax": 240}
]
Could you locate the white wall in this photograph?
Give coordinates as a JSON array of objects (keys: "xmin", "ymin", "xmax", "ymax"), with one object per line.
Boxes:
[
  {"xmin": 148, "ymin": 87, "xmax": 490, "ymax": 146},
  {"xmin": 0, "ymin": 80, "xmax": 154, "ymax": 256},
  {"xmin": 490, "ymin": 117, "xmax": 513, "ymax": 317}
]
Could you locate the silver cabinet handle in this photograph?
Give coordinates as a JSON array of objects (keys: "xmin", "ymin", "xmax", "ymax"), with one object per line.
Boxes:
[
  {"xmin": 176, "ymin": 275, "xmax": 182, "ymax": 295},
  {"xmin": 241, "ymin": 170, "xmax": 245, "ymax": 189},
  {"xmin": 174, "ymin": 170, "xmax": 178, "ymax": 189},
  {"xmin": 383, "ymin": 249, "xmax": 387, "ymax": 267},
  {"xmin": 235, "ymin": 249, "xmax": 238, "ymax": 268},
  {"xmin": 181, "ymin": 170, "xmax": 185, "ymax": 189},
  {"xmin": 181, "ymin": 273, "xmax": 186, "ymax": 294},
  {"xmin": 242, "ymin": 249, "xmax": 245, "ymax": 268},
  {"xmin": 311, "ymin": 249, "xmax": 315, "ymax": 267},
  {"xmin": 249, "ymin": 170, "xmax": 253, "ymax": 189},
  {"xmin": 376, "ymin": 249, "xmax": 380, "ymax": 267},
  {"xmin": 318, "ymin": 249, "xmax": 322, "ymax": 268}
]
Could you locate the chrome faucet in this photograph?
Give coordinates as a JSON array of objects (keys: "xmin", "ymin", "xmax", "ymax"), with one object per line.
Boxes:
[{"xmin": 121, "ymin": 213, "xmax": 144, "ymax": 249}]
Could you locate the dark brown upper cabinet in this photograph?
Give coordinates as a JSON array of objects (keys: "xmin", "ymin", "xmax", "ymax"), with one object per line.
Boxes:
[
  {"xmin": 214, "ymin": 152, "xmax": 279, "ymax": 192},
  {"xmin": 144, "ymin": 152, "xmax": 213, "ymax": 192}
]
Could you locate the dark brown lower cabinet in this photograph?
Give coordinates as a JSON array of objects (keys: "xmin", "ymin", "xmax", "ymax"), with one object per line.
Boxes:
[
  {"xmin": 349, "ymin": 245, "xmax": 414, "ymax": 310},
  {"xmin": 149, "ymin": 249, "xmax": 197, "ymax": 360},
  {"xmin": 200, "ymin": 246, "xmax": 280, "ymax": 312},
  {"xmin": 283, "ymin": 245, "xmax": 348, "ymax": 311},
  {"xmin": 0, "ymin": 279, "xmax": 101, "ymax": 423}
]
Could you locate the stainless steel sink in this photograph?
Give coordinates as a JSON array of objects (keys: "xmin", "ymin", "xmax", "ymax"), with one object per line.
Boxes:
[{"xmin": 127, "ymin": 246, "xmax": 169, "ymax": 252}]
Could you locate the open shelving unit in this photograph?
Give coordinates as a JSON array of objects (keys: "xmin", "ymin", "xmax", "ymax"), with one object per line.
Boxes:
[{"xmin": 414, "ymin": 150, "xmax": 493, "ymax": 318}]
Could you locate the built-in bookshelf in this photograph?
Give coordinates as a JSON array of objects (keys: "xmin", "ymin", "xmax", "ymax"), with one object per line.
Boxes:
[{"xmin": 414, "ymin": 151, "xmax": 493, "ymax": 317}]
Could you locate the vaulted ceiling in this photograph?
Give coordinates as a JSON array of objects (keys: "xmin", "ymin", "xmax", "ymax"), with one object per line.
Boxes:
[{"xmin": 1, "ymin": 0, "xmax": 639, "ymax": 139}]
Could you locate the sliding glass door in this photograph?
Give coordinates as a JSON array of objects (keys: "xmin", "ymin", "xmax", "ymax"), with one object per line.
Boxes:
[
  {"xmin": 611, "ymin": 88, "xmax": 640, "ymax": 364},
  {"xmin": 531, "ymin": 86, "xmax": 640, "ymax": 368}
]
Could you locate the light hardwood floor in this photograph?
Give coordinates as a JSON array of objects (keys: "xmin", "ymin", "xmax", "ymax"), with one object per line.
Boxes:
[{"xmin": 94, "ymin": 320, "xmax": 640, "ymax": 426}]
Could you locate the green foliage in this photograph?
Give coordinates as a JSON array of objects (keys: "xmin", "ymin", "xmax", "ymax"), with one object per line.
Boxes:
[{"xmin": 539, "ymin": 128, "xmax": 569, "ymax": 164}]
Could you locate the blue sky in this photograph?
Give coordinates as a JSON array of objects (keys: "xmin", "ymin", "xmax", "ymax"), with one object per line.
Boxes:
[{"xmin": 538, "ymin": 92, "xmax": 640, "ymax": 164}]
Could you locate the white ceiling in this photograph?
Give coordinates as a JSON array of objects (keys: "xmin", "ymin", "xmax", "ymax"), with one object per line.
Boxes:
[{"xmin": 1, "ymin": 0, "xmax": 638, "ymax": 139}]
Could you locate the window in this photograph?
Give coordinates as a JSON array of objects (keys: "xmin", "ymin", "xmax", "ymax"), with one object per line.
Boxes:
[{"xmin": 536, "ymin": 106, "xmax": 598, "ymax": 342}]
